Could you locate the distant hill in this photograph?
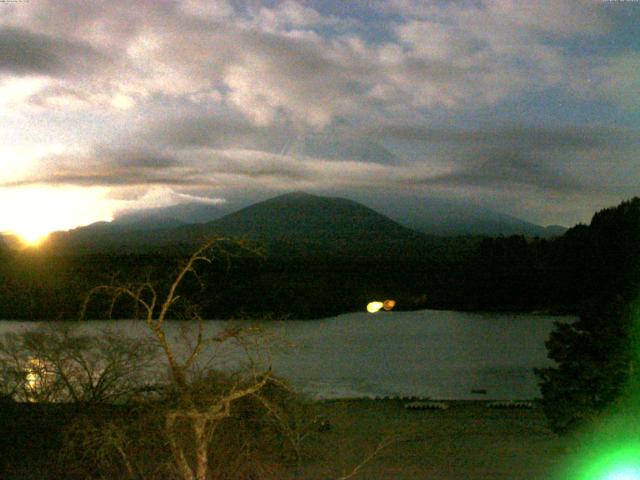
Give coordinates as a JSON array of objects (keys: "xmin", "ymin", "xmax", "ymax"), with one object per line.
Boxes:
[
  {"xmin": 357, "ymin": 195, "xmax": 566, "ymax": 238},
  {"xmin": 183, "ymin": 192, "xmax": 420, "ymax": 242},
  {"xmin": 46, "ymin": 216, "xmax": 185, "ymax": 252},
  {"xmin": 146, "ymin": 194, "xmax": 566, "ymax": 238},
  {"xmin": 45, "ymin": 201, "xmax": 236, "ymax": 251},
  {"xmin": 543, "ymin": 225, "xmax": 568, "ymax": 237},
  {"xmin": 114, "ymin": 201, "xmax": 233, "ymax": 225},
  {"xmin": 46, "ymin": 192, "xmax": 433, "ymax": 256},
  {"xmin": 42, "ymin": 191, "xmax": 563, "ymax": 255}
]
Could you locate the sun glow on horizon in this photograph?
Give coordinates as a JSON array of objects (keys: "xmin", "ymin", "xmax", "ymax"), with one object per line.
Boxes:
[
  {"xmin": 0, "ymin": 187, "xmax": 114, "ymax": 247},
  {"xmin": 11, "ymin": 227, "xmax": 51, "ymax": 247}
]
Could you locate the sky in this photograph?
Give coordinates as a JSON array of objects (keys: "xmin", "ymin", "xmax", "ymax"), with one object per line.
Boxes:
[{"xmin": 0, "ymin": 0, "xmax": 639, "ymax": 242}]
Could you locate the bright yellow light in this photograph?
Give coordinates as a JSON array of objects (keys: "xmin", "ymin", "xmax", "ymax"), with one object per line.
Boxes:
[
  {"xmin": 367, "ymin": 301, "xmax": 384, "ymax": 313},
  {"xmin": 0, "ymin": 186, "xmax": 114, "ymax": 246},
  {"xmin": 15, "ymin": 227, "xmax": 50, "ymax": 247}
]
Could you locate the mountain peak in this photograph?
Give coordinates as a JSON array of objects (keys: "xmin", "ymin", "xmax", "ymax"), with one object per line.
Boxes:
[
  {"xmin": 276, "ymin": 191, "xmax": 318, "ymax": 200},
  {"xmin": 283, "ymin": 191, "xmax": 314, "ymax": 196},
  {"xmin": 202, "ymin": 191, "xmax": 419, "ymax": 244}
]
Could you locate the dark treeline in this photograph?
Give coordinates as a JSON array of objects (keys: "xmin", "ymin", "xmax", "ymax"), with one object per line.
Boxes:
[{"xmin": 0, "ymin": 197, "xmax": 638, "ymax": 320}]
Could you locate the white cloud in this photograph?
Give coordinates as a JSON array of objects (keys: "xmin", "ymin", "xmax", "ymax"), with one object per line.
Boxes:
[
  {"xmin": 0, "ymin": 75, "xmax": 50, "ymax": 108},
  {"xmin": 0, "ymin": 143, "xmax": 65, "ymax": 183},
  {"xmin": 254, "ymin": 0, "xmax": 326, "ymax": 31},
  {"xmin": 0, "ymin": 0, "xmax": 613, "ymax": 123},
  {"xmin": 123, "ymin": 185, "xmax": 226, "ymax": 209},
  {"xmin": 179, "ymin": 0, "xmax": 235, "ymax": 19}
]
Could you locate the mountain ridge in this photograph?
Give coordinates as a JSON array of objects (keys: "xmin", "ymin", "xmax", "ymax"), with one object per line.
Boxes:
[
  {"xmin": 44, "ymin": 191, "xmax": 433, "ymax": 255},
  {"xmin": 20, "ymin": 191, "xmax": 565, "ymax": 253}
]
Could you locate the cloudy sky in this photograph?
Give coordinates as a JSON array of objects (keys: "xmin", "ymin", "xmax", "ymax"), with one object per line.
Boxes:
[{"xmin": 0, "ymin": 0, "xmax": 639, "ymax": 240}]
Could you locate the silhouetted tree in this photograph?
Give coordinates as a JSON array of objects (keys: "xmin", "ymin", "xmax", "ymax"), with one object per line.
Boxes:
[
  {"xmin": 535, "ymin": 297, "xmax": 639, "ymax": 433},
  {"xmin": 536, "ymin": 197, "xmax": 640, "ymax": 433}
]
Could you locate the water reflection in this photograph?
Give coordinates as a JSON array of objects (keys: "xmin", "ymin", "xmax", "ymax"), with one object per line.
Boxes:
[
  {"xmin": 25, "ymin": 357, "xmax": 51, "ymax": 401},
  {"xmin": 0, "ymin": 310, "xmax": 572, "ymax": 401},
  {"xmin": 0, "ymin": 325, "xmax": 162, "ymax": 403}
]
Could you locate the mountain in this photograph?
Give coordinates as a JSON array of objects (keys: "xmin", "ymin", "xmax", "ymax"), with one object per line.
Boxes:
[
  {"xmin": 46, "ymin": 216, "xmax": 185, "ymax": 251},
  {"xmin": 183, "ymin": 192, "xmax": 420, "ymax": 242},
  {"xmin": 114, "ymin": 201, "xmax": 233, "ymax": 225},
  {"xmin": 164, "ymin": 192, "xmax": 439, "ymax": 260},
  {"xmin": 135, "ymin": 194, "xmax": 566, "ymax": 238},
  {"xmin": 47, "ymin": 192, "xmax": 434, "ymax": 257},
  {"xmin": 542, "ymin": 225, "xmax": 568, "ymax": 237},
  {"xmin": 43, "ymin": 191, "xmax": 564, "ymax": 254},
  {"xmin": 357, "ymin": 194, "xmax": 566, "ymax": 237},
  {"xmin": 45, "ymin": 202, "xmax": 233, "ymax": 251}
]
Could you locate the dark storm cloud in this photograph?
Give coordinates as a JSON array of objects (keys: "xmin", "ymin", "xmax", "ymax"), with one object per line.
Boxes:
[
  {"xmin": 210, "ymin": 163, "xmax": 308, "ymax": 180},
  {"xmin": 409, "ymin": 148, "xmax": 587, "ymax": 193},
  {"xmin": 187, "ymin": 149, "xmax": 316, "ymax": 181},
  {"xmin": 0, "ymin": 142, "xmax": 315, "ymax": 189},
  {"xmin": 144, "ymin": 114, "xmax": 400, "ymax": 164},
  {"xmin": 97, "ymin": 148, "xmax": 183, "ymax": 170},
  {"xmin": 2, "ymin": 173, "xmax": 196, "ymax": 188},
  {"xmin": 1, "ymin": 147, "xmax": 192, "ymax": 188},
  {"xmin": 375, "ymin": 125, "xmax": 625, "ymax": 150},
  {"xmin": 376, "ymin": 125, "xmax": 636, "ymax": 193},
  {"xmin": 0, "ymin": 27, "xmax": 110, "ymax": 77}
]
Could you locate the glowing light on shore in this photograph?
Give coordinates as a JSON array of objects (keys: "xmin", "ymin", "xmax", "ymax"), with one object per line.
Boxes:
[
  {"xmin": 367, "ymin": 301, "xmax": 384, "ymax": 313},
  {"xmin": 367, "ymin": 300, "xmax": 396, "ymax": 313}
]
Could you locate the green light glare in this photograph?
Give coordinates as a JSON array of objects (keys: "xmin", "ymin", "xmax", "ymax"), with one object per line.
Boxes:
[
  {"xmin": 564, "ymin": 300, "xmax": 640, "ymax": 480},
  {"xmin": 603, "ymin": 467, "xmax": 640, "ymax": 480},
  {"xmin": 569, "ymin": 442, "xmax": 640, "ymax": 480}
]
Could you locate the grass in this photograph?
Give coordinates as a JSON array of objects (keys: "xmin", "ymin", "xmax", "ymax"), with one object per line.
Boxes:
[
  {"xmin": 0, "ymin": 398, "xmax": 574, "ymax": 479},
  {"xmin": 295, "ymin": 399, "xmax": 571, "ymax": 480}
]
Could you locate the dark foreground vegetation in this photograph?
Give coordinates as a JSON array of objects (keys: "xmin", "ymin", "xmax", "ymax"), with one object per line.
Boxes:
[
  {"xmin": 0, "ymin": 377, "xmax": 315, "ymax": 480},
  {"xmin": 0, "ymin": 398, "xmax": 570, "ymax": 480},
  {"xmin": 0, "ymin": 197, "xmax": 639, "ymax": 321},
  {"xmin": 534, "ymin": 197, "xmax": 640, "ymax": 443}
]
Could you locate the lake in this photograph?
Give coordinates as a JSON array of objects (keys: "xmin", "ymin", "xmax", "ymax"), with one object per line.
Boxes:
[{"xmin": 0, "ymin": 310, "xmax": 573, "ymax": 400}]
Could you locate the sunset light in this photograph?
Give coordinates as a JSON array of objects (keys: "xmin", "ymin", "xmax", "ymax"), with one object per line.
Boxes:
[
  {"xmin": 13, "ymin": 224, "xmax": 50, "ymax": 247},
  {"xmin": 0, "ymin": 187, "xmax": 114, "ymax": 246}
]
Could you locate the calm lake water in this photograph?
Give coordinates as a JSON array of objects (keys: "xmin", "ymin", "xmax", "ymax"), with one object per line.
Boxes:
[{"xmin": 0, "ymin": 310, "xmax": 574, "ymax": 400}]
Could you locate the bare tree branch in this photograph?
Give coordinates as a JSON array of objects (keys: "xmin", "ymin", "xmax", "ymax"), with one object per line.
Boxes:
[{"xmin": 335, "ymin": 436, "xmax": 398, "ymax": 480}]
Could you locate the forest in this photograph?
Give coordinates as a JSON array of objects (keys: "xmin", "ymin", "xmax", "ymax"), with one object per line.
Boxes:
[{"xmin": 0, "ymin": 197, "xmax": 638, "ymax": 321}]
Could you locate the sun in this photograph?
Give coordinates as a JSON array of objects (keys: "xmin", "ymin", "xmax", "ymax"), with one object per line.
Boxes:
[
  {"xmin": 13, "ymin": 226, "xmax": 51, "ymax": 247},
  {"xmin": 0, "ymin": 186, "xmax": 114, "ymax": 247}
]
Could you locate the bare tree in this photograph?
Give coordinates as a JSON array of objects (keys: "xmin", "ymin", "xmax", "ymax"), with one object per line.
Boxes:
[
  {"xmin": 81, "ymin": 237, "xmax": 273, "ymax": 480},
  {"xmin": 0, "ymin": 323, "xmax": 159, "ymax": 403}
]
